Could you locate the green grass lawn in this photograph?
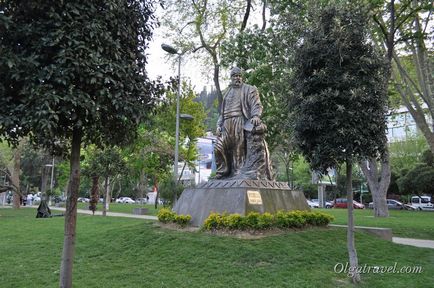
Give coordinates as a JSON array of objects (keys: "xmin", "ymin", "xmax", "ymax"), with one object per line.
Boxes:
[
  {"xmin": 1, "ymin": 208, "xmax": 433, "ymax": 288},
  {"xmin": 75, "ymin": 202, "xmax": 161, "ymax": 216},
  {"xmin": 322, "ymin": 208, "xmax": 434, "ymax": 240}
]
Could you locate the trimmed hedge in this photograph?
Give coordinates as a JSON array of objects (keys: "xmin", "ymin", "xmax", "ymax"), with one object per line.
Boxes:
[
  {"xmin": 202, "ymin": 210, "xmax": 334, "ymax": 231},
  {"xmin": 157, "ymin": 208, "xmax": 191, "ymax": 227}
]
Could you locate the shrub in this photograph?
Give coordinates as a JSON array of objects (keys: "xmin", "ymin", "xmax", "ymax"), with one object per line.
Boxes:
[
  {"xmin": 202, "ymin": 210, "xmax": 334, "ymax": 231},
  {"xmin": 285, "ymin": 211, "xmax": 307, "ymax": 228},
  {"xmin": 158, "ymin": 208, "xmax": 192, "ymax": 227},
  {"xmin": 202, "ymin": 212, "xmax": 224, "ymax": 230},
  {"xmin": 224, "ymin": 213, "xmax": 244, "ymax": 230},
  {"xmin": 257, "ymin": 212, "xmax": 274, "ymax": 229},
  {"xmin": 174, "ymin": 214, "xmax": 192, "ymax": 227},
  {"xmin": 157, "ymin": 208, "xmax": 176, "ymax": 223},
  {"xmin": 244, "ymin": 212, "xmax": 260, "ymax": 229}
]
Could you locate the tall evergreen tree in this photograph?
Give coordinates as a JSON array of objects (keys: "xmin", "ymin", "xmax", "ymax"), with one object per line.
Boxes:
[
  {"xmin": 0, "ymin": 1, "xmax": 157, "ymax": 286},
  {"xmin": 291, "ymin": 6, "xmax": 388, "ymax": 283}
]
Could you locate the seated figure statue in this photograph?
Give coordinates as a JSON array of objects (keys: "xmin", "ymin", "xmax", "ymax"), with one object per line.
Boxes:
[{"xmin": 214, "ymin": 67, "xmax": 274, "ymax": 181}]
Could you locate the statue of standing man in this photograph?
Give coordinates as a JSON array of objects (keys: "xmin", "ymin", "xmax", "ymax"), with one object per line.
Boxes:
[{"xmin": 214, "ymin": 67, "xmax": 274, "ymax": 181}]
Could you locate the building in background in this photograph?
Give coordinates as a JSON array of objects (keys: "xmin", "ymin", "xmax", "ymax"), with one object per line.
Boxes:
[
  {"xmin": 178, "ymin": 134, "xmax": 216, "ymax": 185},
  {"xmin": 387, "ymin": 104, "xmax": 431, "ymax": 143}
]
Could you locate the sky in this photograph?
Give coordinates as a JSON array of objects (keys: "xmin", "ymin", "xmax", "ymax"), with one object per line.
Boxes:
[
  {"xmin": 145, "ymin": 3, "xmax": 266, "ymax": 94},
  {"xmin": 146, "ymin": 23, "xmax": 215, "ymax": 93}
]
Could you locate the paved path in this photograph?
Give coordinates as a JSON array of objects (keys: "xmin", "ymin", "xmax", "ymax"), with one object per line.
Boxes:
[
  {"xmin": 392, "ymin": 237, "xmax": 434, "ymax": 249},
  {"xmin": 329, "ymin": 223, "xmax": 434, "ymax": 249},
  {"xmin": 48, "ymin": 206, "xmax": 158, "ymax": 220}
]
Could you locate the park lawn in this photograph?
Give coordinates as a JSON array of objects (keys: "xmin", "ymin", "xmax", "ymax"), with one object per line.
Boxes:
[
  {"xmin": 75, "ymin": 202, "xmax": 162, "ymax": 216},
  {"xmin": 323, "ymin": 208, "xmax": 434, "ymax": 240},
  {"xmin": 1, "ymin": 208, "xmax": 433, "ymax": 288}
]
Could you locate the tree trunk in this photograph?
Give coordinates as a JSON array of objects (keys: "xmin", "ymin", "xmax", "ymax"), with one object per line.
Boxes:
[
  {"xmin": 154, "ymin": 177, "xmax": 159, "ymax": 209},
  {"xmin": 59, "ymin": 127, "xmax": 82, "ymax": 288},
  {"xmin": 240, "ymin": 0, "xmax": 252, "ymax": 32},
  {"xmin": 138, "ymin": 169, "xmax": 145, "ymax": 201},
  {"xmin": 208, "ymin": 51, "xmax": 223, "ymax": 113},
  {"xmin": 11, "ymin": 147, "xmax": 21, "ymax": 209},
  {"xmin": 261, "ymin": 0, "xmax": 267, "ymax": 31},
  {"xmin": 102, "ymin": 176, "xmax": 109, "ymax": 217},
  {"xmin": 346, "ymin": 161, "xmax": 360, "ymax": 283},
  {"xmin": 360, "ymin": 152, "xmax": 391, "ymax": 217},
  {"xmin": 89, "ymin": 176, "xmax": 99, "ymax": 215}
]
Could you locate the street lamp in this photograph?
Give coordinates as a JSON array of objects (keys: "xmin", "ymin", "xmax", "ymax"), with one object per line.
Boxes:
[
  {"xmin": 45, "ymin": 157, "xmax": 55, "ymax": 205},
  {"xmin": 161, "ymin": 43, "xmax": 182, "ymax": 185}
]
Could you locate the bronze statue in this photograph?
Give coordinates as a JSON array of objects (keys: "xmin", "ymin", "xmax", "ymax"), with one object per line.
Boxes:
[{"xmin": 214, "ymin": 67, "xmax": 273, "ymax": 180}]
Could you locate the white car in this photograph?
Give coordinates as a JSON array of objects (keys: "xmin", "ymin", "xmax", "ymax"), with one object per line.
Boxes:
[
  {"xmin": 410, "ymin": 196, "xmax": 434, "ymax": 211},
  {"xmin": 307, "ymin": 200, "xmax": 319, "ymax": 208},
  {"xmin": 311, "ymin": 199, "xmax": 333, "ymax": 208},
  {"xmin": 116, "ymin": 197, "xmax": 135, "ymax": 204}
]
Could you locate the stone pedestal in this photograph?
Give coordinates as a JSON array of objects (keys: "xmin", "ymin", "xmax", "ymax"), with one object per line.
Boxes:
[{"xmin": 173, "ymin": 180, "xmax": 309, "ymax": 227}]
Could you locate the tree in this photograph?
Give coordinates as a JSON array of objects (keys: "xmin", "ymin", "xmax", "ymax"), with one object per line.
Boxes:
[
  {"xmin": 161, "ymin": 0, "xmax": 255, "ymax": 110},
  {"xmin": 361, "ymin": 0, "xmax": 433, "ymax": 216},
  {"xmin": 291, "ymin": 7, "xmax": 388, "ymax": 283},
  {"xmin": 389, "ymin": 134, "xmax": 428, "ymax": 173},
  {"xmin": 0, "ymin": 140, "xmax": 24, "ymax": 208},
  {"xmin": 89, "ymin": 147, "xmax": 126, "ymax": 216},
  {"xmin": 127, "ymin": 80, "xmax": 207, "ymax": 206},
  {"xmin": 368, "ymin": 0, "xmax": 434, "ymax": 153},
  {"xmin": 0, "ymin": 1, "xmax": 157, "ymax": 287},
  {"xmin": 398, "ymin": 149, "xmax": 434, "ymax": 196}
]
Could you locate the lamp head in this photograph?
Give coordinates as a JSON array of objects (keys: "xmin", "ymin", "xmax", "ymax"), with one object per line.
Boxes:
[{"xmin": 161, "ymin": 44, "xmax": 178, "ymax": 54}]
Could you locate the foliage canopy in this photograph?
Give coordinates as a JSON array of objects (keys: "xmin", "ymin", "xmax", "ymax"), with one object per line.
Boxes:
[
  {"xmin": 0, "ymin": 0, "xmax": 158, "ymax": 152},
  {"xmin": 291, "ymin": 6, "xmax": 389, "ymax": 173}
]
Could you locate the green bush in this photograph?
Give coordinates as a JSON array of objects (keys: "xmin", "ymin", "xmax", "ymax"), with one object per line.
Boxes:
[
  {"xmin": 244, "ymin": 212, "xmax": 260, "ymax": 229},
  {"xmin": 224, "ymin": 213, "xmax": 244, "ymax": 230},
  {"xmin": 158, "ymin": 208, "xmax": 192, "ymax": 227},
  {"xmin": 174, "ymin": 214, "xmax": 192, "ymax": 227},
  {"xmin": 257, "ymin": 212, "xmax": 274, "ymax": 229},
  {"xmin": 203, "ymin": 212, "xmax": 224, "ymax": 230},
  {"xmin": 157, "ymin": 208, "xmax": 176, "ymax": 223},
  {"xmin": 202, "ymin": 210, "xmax": 334, "ymax": 231}
]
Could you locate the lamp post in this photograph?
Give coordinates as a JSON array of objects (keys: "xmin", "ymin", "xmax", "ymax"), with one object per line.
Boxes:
[
  {"xmin": 45, "ymin": 157, "xmax": 55, "ymax": 205},
  {"xmin": 161, "ymin": 44, "xmax": 182, "ymax": 187}
]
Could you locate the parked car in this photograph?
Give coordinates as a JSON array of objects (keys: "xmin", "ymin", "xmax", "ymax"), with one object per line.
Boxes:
[
  {"xmin": 116, "ymin": 197, "xmax": 126, "ymax": 203},
  {"xmin": 77, "ymin": 197, "xmax": 90, "ymax": 203},
  {"xmin": 333, "ymin": 198, "xmax": 365, "ymax": 209},
  {"xmin": 368, "ymin": 199, "xmax": 404, "ymax": 210},
  {"xmin": 136, "ymin": 197, "xmax": 148, "ymax": 204},
  {"xmin": 409, "ymin": 196, "xmax": 434, "ymax": 211},
  {"xmin": 307, "ymin": 200, "xmax": 319, "ymax": 208},
  {"xmin": 123, "ymin": 197, "xmax": 136, "ymax": 204},
  {"xmin": 311, "ymin": 199, "xmax": 333, "ymax": 208},
  {"xmin": 116, "ymin": 197, "xmax": 135, "ymax": 204}
]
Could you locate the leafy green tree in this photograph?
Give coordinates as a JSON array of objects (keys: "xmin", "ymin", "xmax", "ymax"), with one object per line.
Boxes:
[
  {"xmin": 0, "ymin": 140, "xmax": 23, "ymax": 207},
  {"xmin": 0, "ymin": 1, "xmax": 157, "ymax": 286},
  {"xmin": 368, "ymin": 0, "xmax": 434, "ymax": 154},
  {"xmin": 398, "ymin": 164, "xmax": 434, "ymax": 196},
  {"xmin": 127, "ymin": 81, "xmax": 207, "ymax": 206},
  {"xmin": 389, "ymin": 134, "xmax": 428, "ymax": 173},
  {"xmin": 398, "ymin": 148, "xmax": 434, "ymax": 196},
  {"xmin": 161, "ymin": 0, "xmax": 255, "ymax": 109},
  {"xmin": 291, "ymin": 7, "xmax": 388, "ymax": 283},
  {"xmin": 90, "ymin": 147, "xmax": 126, "ymax": 216}
]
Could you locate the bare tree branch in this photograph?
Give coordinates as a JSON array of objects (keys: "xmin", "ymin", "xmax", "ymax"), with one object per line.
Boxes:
[
  {"xmin": 261, "ymin": 0, "xmax": 267, "ymax": 31},
  {"xmin": 240, "ymin": 0, "xmax": 252, "ymax": 32}
]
